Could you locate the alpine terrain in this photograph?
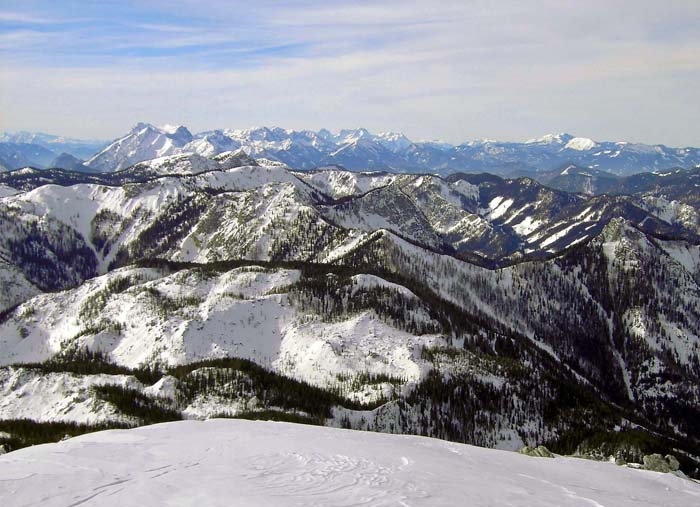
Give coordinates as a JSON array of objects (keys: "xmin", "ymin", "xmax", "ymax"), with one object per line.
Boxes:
[
  {"xmin": 0, "ymin": 130, "xmax": 699, "ymax": 492},
  {"xmin": 1, "ymin": 419, "xmax": 698, "ymax": 506},
  {"xmin": 4, "ymin": 124, "xmax": 700, "ymax": 176}
]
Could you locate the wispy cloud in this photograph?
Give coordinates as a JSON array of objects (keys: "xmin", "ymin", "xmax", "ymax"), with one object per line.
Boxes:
[
  {"xmin": 1, "ymin": 0, "xmax": 699, "ymax": 146},
  {"xmin": 0, "ymin": 11, "xmax": 56, "ymax": 24}
]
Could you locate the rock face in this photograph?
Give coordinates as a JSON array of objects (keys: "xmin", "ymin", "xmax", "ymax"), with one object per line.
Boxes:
[
  {"xmin": 642, "ymin": 454, "xmax": 680, "ymax": 473},
  {"xmin": 666, "ymin": 455, "xmax": 681, "ymax": 472},
  {"xmin": 519, "ymin": 445, "xmax": 555, "ymax": 458}
]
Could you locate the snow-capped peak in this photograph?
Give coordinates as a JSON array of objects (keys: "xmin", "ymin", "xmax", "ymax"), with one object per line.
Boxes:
[
  {"xmin": 376, "ymin": 131, "xmax": 412, "ymax": 152},
  {"xmin": 337, "ymin": 128, "xmax": 373, "ymax": 144},
  {"xmin": 160, "ymin": 124, "xmax": 186, "ymax": 135},
  {"xmin": 525, "ymin": 133, "xmax": 574, "ymax": 145},
  {"xmin": 86, "ymin": 123, "xmax": 194, "ymax": 172},
  {"xmin": 130, "ymin": 122, "xmax": 156, "ymax": 134},
  {"xmin": 564, "ymin": 137, "xmax": 597, "ymax": 151}
]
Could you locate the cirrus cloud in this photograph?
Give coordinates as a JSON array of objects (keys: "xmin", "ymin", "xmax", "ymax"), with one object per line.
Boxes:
[{"xmin": 0, "ymin": 0, "xmax": 698, "ymax": 146}]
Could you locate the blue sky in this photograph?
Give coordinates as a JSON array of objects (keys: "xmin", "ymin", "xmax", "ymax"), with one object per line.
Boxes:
[{"xmin": 1, "ymin": 0, "xmax": 699, "ymax": 145}]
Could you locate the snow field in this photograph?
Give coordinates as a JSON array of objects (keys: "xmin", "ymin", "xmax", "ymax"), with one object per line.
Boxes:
[{"xmin": 1, "ymin": 419, "xmax": 698, "ymax": 507}]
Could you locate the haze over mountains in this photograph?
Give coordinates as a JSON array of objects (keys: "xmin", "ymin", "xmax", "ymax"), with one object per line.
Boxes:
[{"xmin": 2, "ymin": 123, "xmax": 700, "ymax": 177}]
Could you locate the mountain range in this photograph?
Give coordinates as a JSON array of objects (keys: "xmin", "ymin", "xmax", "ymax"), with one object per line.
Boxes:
[
  {"xmin": 3, "ymin": 124, "xmax": 700, "ymax": 177},
  {"xmin": 0, "ymin": 150, "xmax": 699, "ymax": 477},
  {"xmin": 0, "ymin": 132, "xmax": 106, "ymax": 171}
]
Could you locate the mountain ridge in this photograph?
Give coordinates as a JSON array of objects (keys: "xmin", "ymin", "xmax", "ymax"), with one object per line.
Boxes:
[
  {"xmin": 5, "ymin": 124, "xmax": 700, "ymax": 176},
  {"xmin": 1, "ymin": 148, "xmax": 699, "ymax": 478}
]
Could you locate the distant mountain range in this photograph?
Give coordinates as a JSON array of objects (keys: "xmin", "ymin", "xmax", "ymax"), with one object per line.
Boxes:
[
  {"xmin": 524, "ymin": 163, "xmax": 700, "ymax": 197},
  {"xmin": 0, "ymin": 132, "xmax": 106, "ymax": 172},
  {"xmin": 2, "ymin": 124, "xmax": 699, "ymax": 176}
]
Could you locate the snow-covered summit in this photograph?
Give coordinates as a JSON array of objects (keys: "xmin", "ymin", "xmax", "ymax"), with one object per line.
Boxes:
[
  {"xmin": 119, "ymin": 149, "xmax": 259, "ymax": 178},
  {"xmin": 159, "ymin": 124, "xmax": 188, "ymax": 135},
  {"xmin": 525, "ymin": 133, "xmax": 574, "ymax": 145},
  {"xmin": 86, "ymin": 123, "xmax": 194, "ymax": 172},
  {"xmin": 565, "ymin": 137, "xmax": 598, "ymax": 151},
  {"xmin": 376, "ymin": 131, "xmax": 413, "ymax": 152},
  {"xmin": 1, "ymin": 419, "xmax": 697, "ymax": 507}
]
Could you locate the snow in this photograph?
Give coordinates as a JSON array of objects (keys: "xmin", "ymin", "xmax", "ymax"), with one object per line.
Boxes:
[
  {"xmin": 408, "ymin": 175, "xmax": 478, "ymax": 210},
  {"xmin": 659, "ymin": 240, "xmax": 700, "ymax": 276},
  {"xmin": 540, "ymin": 222, "xmax": 582, "ymax": 248},
  {"xmin": 350, "ymin": 274, "xmax": 418, "ymax": 300},
  {"xmin": 130, "ymin": 153, "xmax": 226, "ymax": 176},
  {"xmin": 298, "ymin": 170, "xmax": 396, "ymax": 199},
  {"xmin": 0, "ymin": 184, "xmax": 18, "ymax": 198},
  {"xmin": 641, "ymin": 196, "xmax": 699, "ymax": 232},
  {"xmin": 0, "ymin": 367, "xmax": 139, "ymax": 424},
  {"xmin": 255, "ymin": 158, "xmax": 288, "ymax": 168},
  {"xmin": 487, "ymin": 196, "xmax": 514, "ymax": 220},
  {"xmin": 565, "ymin": 137, "xmax": 597, "ymax": 151},
  {"xmin": 1, "ymin": 419, "xmax": 698, "ymax": 507},
  {"xmin": 275, "ymin": 310, "xmax": 443, "ymax": 400},
  {"xmin": 450, "ymin": 179, "xmax": 479, "ymax": 202},
  {"xmin": 159, "ymin": 124, "xmax": 185, "ymax": 135},
  {"xmin": 63, "ymin": 123, "xmax": 700, "ymax": 176},
  {"xmin": 200, "ymin": 165, "xmax": 301, "ymax": 191},
  {"xmin": 0, "ymin": 259, "xmax": 40, "ymax": 312},
  {"xmin": 525, "ymin": 133, "xmax": 571, "ymax": 145},
  {"xmin": 86, "ymin": 123, "xmax": 193, "ymax": 172},
  {"xmin": 319, "ymin": 231, "xmax": 373, "ymax": 263},
  {"xmin": 376, "ymin": 131, "xmax": 412, "ymax": 152},
  {"xmin": 6, "ymin": 182, "xmax": 189, "ymax": 271},
  {"xmin": 565, "ymin": 235, "xmax": 589, "ymax": 248},
  {"xmin": 574, "ymin": 206, "xmax": 593, "ymax": 221},
  {"xmin": 0, "ymin": 265, "xmax": 443, "ymax": 404},
  {"xmin": 512, "ymin": 216, "xmax": 543, "ymax": 237}
]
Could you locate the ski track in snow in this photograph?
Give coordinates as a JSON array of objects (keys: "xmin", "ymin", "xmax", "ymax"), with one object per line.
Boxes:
[{"xmin": 1, "ymin": 419, "xmax": 698, "ymax": 507}]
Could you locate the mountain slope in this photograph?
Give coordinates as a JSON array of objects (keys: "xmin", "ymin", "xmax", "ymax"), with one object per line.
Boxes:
[
  {"xmin": 0, "ymin": 142, "xmax": 57, "ymax": 170},
  {"xmin": 86, "ymin": 123, "xmax": 195, "ymax": 172},
  {"xmin": 1, "ymin": 234, "xmax": 699, "ymax": 470},
  {"xmin": 49, "ymin": 153, "xmax": 90, "ymax": 172},
  {"xmin": 2, "ymin": 419, "xmax": 697, "ymax": 507},
  {"xmin": 0, "ymin": 131, "xmax": 105, "ymax": 160},
  {"xmin": 536, "ymin": 164, "xmax": 622, "ymax": 195},
  {"xmin": 2, "ymin": 156, "xmax": 700, "ymax": 476},
  {"xmin": 1, "ymin": 158, "xmax": 699, "ymax": 297}
]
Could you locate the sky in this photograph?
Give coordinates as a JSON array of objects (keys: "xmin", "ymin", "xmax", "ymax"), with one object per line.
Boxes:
[{"xmin": 0, "ymin": 0, "xmax": 699, "ymax": 146}]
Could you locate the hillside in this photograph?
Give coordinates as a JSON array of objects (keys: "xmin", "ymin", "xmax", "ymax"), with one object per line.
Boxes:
[
  {"xmin": 0, "ymin": 155, "xmax": 699, "ymax": 478},
  {"xmin": 1, "ymin": 419, "xmax": 698, "ymax": 507}
]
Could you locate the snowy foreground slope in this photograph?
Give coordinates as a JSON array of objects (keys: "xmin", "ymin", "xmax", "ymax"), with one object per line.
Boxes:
[{"xmin": 1, "ymin": 419, "xmax": 698, "ymax": 507}]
